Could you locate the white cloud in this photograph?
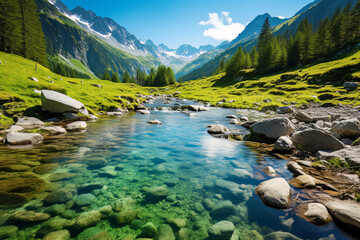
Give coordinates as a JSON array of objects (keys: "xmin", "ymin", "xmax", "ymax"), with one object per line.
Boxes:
[
  {"xmin": 199, "ymin": 12, "xmax": 245, "ymax": 41},
  {"xmin": 277, "ymin": 16, "xmax": 286, "ymax": 19}
]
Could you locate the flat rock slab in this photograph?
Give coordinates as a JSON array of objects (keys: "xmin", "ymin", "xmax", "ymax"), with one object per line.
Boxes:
[
  {"xmin": 5, "ymin": 132, "xmax": 43, "ymax": 145},
  {"xmin": 66, "ymin": 121, "xmax": 87, "ymax": 132},
  {"xmin": 317, "ymin": 146, "xmax": 360, "ymax": 166},
  {"xmin": 41, "ymin": 90, "xmax": 86, "ymax": 113},
  {"xmin": 16, "ymin": 117, "xmax": 44, "ymax": 129}
]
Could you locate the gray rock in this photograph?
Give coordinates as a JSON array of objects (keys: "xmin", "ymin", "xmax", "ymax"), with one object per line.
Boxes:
[
  {"xmin": 229, "ymin": 119, "xmax": 240, "ymax": 124},
  {"xmin": 207, "ymin": 124, "xmax": 229, "ymax": 134},
  {"xmin": 317, "ymin": 146, "xmax": 360, "ymax": 166},
  {"xmin": 88, "ymin": 115, "xmax": 98, "ymax": 121},
  {"xmin": 66, "ymin": 121, "xmax": 87, "ymax": 132},
  {"xmin": 295, "ymin": 112, "xmax": 313, "ymax": 123},
  {"xmin": 63, "ymin": 112, "xmax": 78, "ymax": 120},
  {"xmin": 330, "ymin": 119, "xmax": 360, "ymax": 138},
  {"xmin": 43, "ymin": 230, "xmax": 70, "ymax": 240},
  {"xmin": 40, "ymin": 126, "xmax": 67, "ymax": 136},
  {"xmin": 208, "ymin": 221, "xmax": 235, "ymax": 240},
  {"xmin": 343, "ymin": 82, "xmax": 358, "ymax": 91},
  {"xmin": 255, "ymin": 178, "xmax": 291, "ymax": 209},
  {"xmin": 277, "ymin": 106, "xmax": 294, "ymax": 114},
  {"xmin": 263, "ymin": 166, "xmax": 276, "ymax": 177},
  {"xmin": 16, "ymin": 117, "xmax": 45, "ymax": 128},
  {"xmin": 265, "ymin": 231, "xmax": 302, "ymax": 240},
  {"xmin": 5, "ymin": 132, "xmax": 43, "ymax": 145},
  {"xmin": 250, "ymin": 117, "xmax": 295, "ymax": 139},
  {"xmin": 303, "ymin": 203, "xmax": 332, "ymax": 225},
  {"xmin": 45, "ymin": 204, "xmax": 66, "ymax": 215},
  {"xmin": 5, "ymin": 125, "xmax": 24, "ymax": 132},
  {"xmin": 41, "ymin": 90, "xmax": 86, "ymax": 113},
  {"xmin": 274, "ymin": 136, "xmax": 294, "ymax": 151},
  {"xmin": 75, "ymin": 193, "xmax": 96, "ymax": 206},
  {"xmin": 210, "ymin": 200, "xmax": 236, "ymax": 218},
  {"xmin": 44, "ymin": 188, "xmax": 75, "ymax": 204},
  {"xmin": 226, "ymin": 115, "xmax": 238, "ymax": 119},
  {"xmin": 78, "ymin": 182, "xmax": 104, "ymax": 194},
  {"xmin": 313, "ymin": 115, "xmax": 331, "ymax": 122},
  {"xmin": 292, "ymin": 129, "xmax": 345, "ymax": 152}
]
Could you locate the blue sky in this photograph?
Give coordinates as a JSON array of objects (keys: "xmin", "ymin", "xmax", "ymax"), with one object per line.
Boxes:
[{"xmin": 61, "ymin": 0, "xmax": 314, "ymax": 49}]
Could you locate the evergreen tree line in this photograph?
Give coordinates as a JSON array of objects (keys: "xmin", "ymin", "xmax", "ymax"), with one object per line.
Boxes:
[
  {"xmin": 0, "ymin": 0, "xmax": 47, "ymax": 66},
  {"xmin": 224, "ymin": 1, "xmax": 360, "ymax": 76},
  {"xmin": 48, "ymin": 60, "xmax": 91, "ymax": 79},
  {"xmin": 101, "ymin": 65, "xmax": 176, "ymax": 86}
]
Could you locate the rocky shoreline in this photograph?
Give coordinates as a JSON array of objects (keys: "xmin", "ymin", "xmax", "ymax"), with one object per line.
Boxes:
[{"xmin": 0, "ymin": 91, "xmax": 359, "ymax": 239}]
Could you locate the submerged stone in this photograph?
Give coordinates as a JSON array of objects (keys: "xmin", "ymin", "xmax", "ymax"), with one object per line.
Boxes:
[
  {"xmin": 145, "ymin": 186, "xmax": 169, "ymax": 202},
  {"xmin": 43, "ymin": 229, "xmax": 70, "ymax": 240},
  {"xmin": 140, "ymin": 222, "xmax": 157, "ymax": 238},
  {"xmin": 210, "ymin": 200, "xmax": 236, "ymax": 219},
  {"xmin": 75, "ymin": 193, "xmax": 96, "ymax": 206},
  {"xmin": 76, "ymin": 227, "xmax": 111, "ymax": 240},
  {"xmin": 208, "ymin": 221, "xmax": 235, "ymax": 240}
]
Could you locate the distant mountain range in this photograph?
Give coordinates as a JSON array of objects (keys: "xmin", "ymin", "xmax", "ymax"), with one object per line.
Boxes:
[{"xmin": 47, "ymin": 0, "xmax": 219, "ymax": 72}]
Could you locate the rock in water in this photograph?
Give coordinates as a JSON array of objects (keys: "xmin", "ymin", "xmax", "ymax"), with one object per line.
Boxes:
[
  {"xmin": 292, "ymin": 129, "xmax": 345, "ymax": 152},
  {"xmin": 154, "ymin": 224, "xmax": 175, "ymax": 240},
  {"xmin": 250, "ymin": 117, "xmax": 295, "ymax": 140},
  {"xmin": 41, "ymin": 90, "xmax": 87, "ymax": 114},
  {"xmin": 146, "ymin": 186, "xmax": 169, "ymax": 202},
  {"xmin": 66, "ymin": 121, "xmax": 87, "ymax": 132},
  {"xmin": 255, "ymin": 178, "xmax": 291, "ymax": 209},
  {"xmin": 43, "ymin": 230, "xmax": 70, "ymax": 240},
  {"xmin": 40, "ymin": 126, "xmax": 67, "ymax": 136},
  {"xmin": 208, "ymin": 221, "xmax": 235, "ymax": 240},
  {"xmin": 210, "ymin": 200, "xmax": 236, "ymax": 218},
  {"xmin": 148, "ymin": 119, "xmax": 162, "ymax": 124},
  {"xmin": 16, "ymin": 117, "xmax": 45, "ymax": 128},
  {"xmin": 296, "ymin": 203, "xmax": 332, "ymax": 225},
  {"xmin": 72, "ymin": 210, "xmax": 102, "ymax": 230},
  {"xmin": 10, "ymin": 210, "xmax": 50, "ymax": 222},
  {"xmin": 207, "ymin": 124, "xmax": 229, "ymax": 134},
  {"xmin": 141, "ymin": 222, "xmax": 157, "ymax": 237},
  {"xmin": 5, "ymin": 132, "xmax": 43, "ymax": 145}
]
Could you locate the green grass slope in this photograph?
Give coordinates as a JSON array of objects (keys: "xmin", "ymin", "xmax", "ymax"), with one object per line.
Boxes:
[
  {"xmin": 0, "ymin": 52, "xmax": 149, "ymax": 129},
  {"xmin": 164, "ymin": 50, "xmax": 360, "ymax": 109}
]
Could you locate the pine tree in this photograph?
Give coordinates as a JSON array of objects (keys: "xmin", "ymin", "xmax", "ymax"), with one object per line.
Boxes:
[
  {"xmin": 166, "ymin": 67, "xmax": 176, "ymax": 84},
  {"xmin": 122, "ymin": 71, "xmax": 131, "ymax": 83},
  {"xmin": 352, "ymin": 1, "xmax": 360, "ymax": 39},
  {"xmin": 154, "ymin": 65, "xmax": 168, "ymax": 87},
  {"xmin": 0, "ymin": 0, "xmax": 23, "ymax": 54},
  {"xmin": 226, "ymin": 47, "xmax": 246, "ymax": 77},
  {"xmin": 19, "ymin": 0, "xmax": 48, "ymax": 66},
  {"xmin": 250, "ymin": 46, "xmax": 259, "ymax": 68},
  {"xmin": 257, "ymin": 18, "xmax": 273, "ymax": 72},
  {"xmin": 136, "ymin": 68, "xmax": 142, "ymax": 85},
  {"xmin": 130, "ymin": 75, "xmax": 136, "ymax": 84},
  {"xmin": 146, "ymin": 68, "xmax": 156, "ymax": 86},
  {"xmin": 102, "ymin": 70, "xmax": 111, "ymax": 80},
  {"xmin": 111, "ymin": 72, "xmax": 120, "ymax": 83}
]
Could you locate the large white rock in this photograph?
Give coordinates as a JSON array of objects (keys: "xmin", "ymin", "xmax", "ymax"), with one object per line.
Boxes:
[
  {"xmin": 255, "ymin": 178, "xmax": 291, "ymax": 209},
  {"xmin": 40, "ymin": 126, "xmax": 67, "ymax": 135},
  {"xmin": 66, "ymin": 121, "xmax": 87, "ymax": 132},
  {"xmin": 304, "ymin": 203, "xmax": 332, "ymax": 225},
  {"xmin": 292, "ymin": 129, "xmax": 345, "ymax": 152},
  {"xmin": 330, "ymin": 119, "xmax": 360, "ymax": 138},
  {"xmin": 41, "ymin": 90, "xmax": 86, "ymax": 114},
  {"xmin": 16, "ymin": 117, "xmax": 44, "ymax": 128},
  {"xmin": 5, "ymin": 125, "xmax": 24, "ymax": 133},
  {"xmin": 5, "ymin": 132, "xmax": 43, "ymax": 145},
  {"xmin": 250, "ymin": 117, "xmax": 295, "ymax": 139}
]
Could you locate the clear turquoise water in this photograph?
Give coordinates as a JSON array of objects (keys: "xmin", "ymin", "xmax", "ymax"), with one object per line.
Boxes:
[{"xmin": 0, "ymin": 104, "xmax": 356, "ymax": 239}]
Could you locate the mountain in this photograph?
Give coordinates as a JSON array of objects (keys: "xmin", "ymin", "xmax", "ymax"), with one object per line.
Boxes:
[
  {"xmin": 37, "ymin": 0, "xmax": 162, "ymax": 78},
  {"xmin": 45, "ymin": 0, "xmax": 216, "ymax": 73},
  {"xmin": 229, "ymin": 13, "xmax": 287, "ymax": 47},
  {"xmin": 178, "ymin": 13, "xmax": 286, "ymax": 81},
  {"xmin": 183, "ymin": 0, "xmax": 357, "ymax": 82}
]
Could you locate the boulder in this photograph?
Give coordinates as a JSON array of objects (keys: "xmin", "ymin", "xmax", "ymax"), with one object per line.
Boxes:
[
  {"xmin": 226, "ymin": 115, "xmax": 238, "ymax": 119},
  {"xmin": 16, "ymin": 117, "xmax": 45, "ymax": 128},
  {"xmin": 289, "ymin": 175, "xmax": 316, "ymax": 188},
  {"xmin": 296, "ymin": 203, "xmax": 332, "ymax": 225},
  {"xmin": 255, "ymin": 178, "xmax": 291, "ymax": 209},
  {"xmin": 208, "ymin": 221, "xmax": 235, "ymax": 240},
  {"xmin": 147, "ymin": 119, "xmax": 162, "ymax": 124},
  {"xmin": 41, "ymin": 90, "xmax": 86, "ymax": 113},
  {"xmin": 250, "ymin": 117, "xmax": 295, "ymax": 140},
  {"xmin": 207, "ymin": 124, "xmax": 229, "ymax": 134},
  {"xmin": 274, "ymin": 136, "xmax": 294, "ymax": 151},
  {"xmin": 43, "ymin": 230, "xmax": 70, "ymax": 240},
  {"xmin": 44, "ymin": 188, "xmax": 75, "ymax": 204},
  {"xmin": 229, "ymin": 119, "xmax": 240, "ymax": 125},
  {"xmin": 72, "ymin": 210, "xmax": 102, "ymax": 230},
  {"xmin": 264, "ymin": 231, "xmax": 302, "ymax": 240},
  {"xmin": 141, "ymin": 222, "xmax": 157, "ymax": 237},
  {"xmin": 154, "ymin": 224, "xmax": 175, "ymax": 240},
  {"xmin": 343, "ymin": 82, "xmax": 358, "ymax": 91},
  {"xmin": 75, "ymin": 193, "xmax": 96, "ymax": 206},
  {"xmin": 292, "ymin": 129, "xmax": 345, "ymax": 152},
  {"xmin": 210, "ymin": 200, "xmax": 236, "ymax": 218},
  {"xmin": 5, "ymin": 132, "xmax": 43, "ymax": 145},
  {"xmin": 5, "ymin": 125, "xmax": 24, "ymax": 132},
  {"xmin": 295, "ymin": 112, "xmax": 313, "ymax": 123},
  {"xmin": 330, "ymin": 119, "xmax": 360, "ymax": 138},
  {"xmin": 40, "ymin": 126, "xmax": 67, "ymax": 136},
  {"xmin": 10, "ymin": 210, "xmax": 50, "ymax": 222},
  {"xmin": 313, "ymin": 115, "xmax": 331, "ymax": 123},
  {"xmin": 316, "ymin": 146, "xmax": 360, "ymax": 166},
  {"xmin": 66, "ymin": 121, "xmax": 87, "ymax": 132},
  {"xmin": 78, "ymin": 182, "xmax": 104, "ymax": 194},
  {"xmin": 146, "ymin": 186, "xmax": 169, "ymax": 202}
]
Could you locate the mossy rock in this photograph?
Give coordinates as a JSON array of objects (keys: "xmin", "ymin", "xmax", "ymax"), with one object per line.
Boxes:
[
  {"xmin": 318, "ymin": 93, "xmax": 336, "ymax": 100},
  {"xmin": 0, "ymin": 114, "xmax": 14, "ymax": 130}
]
